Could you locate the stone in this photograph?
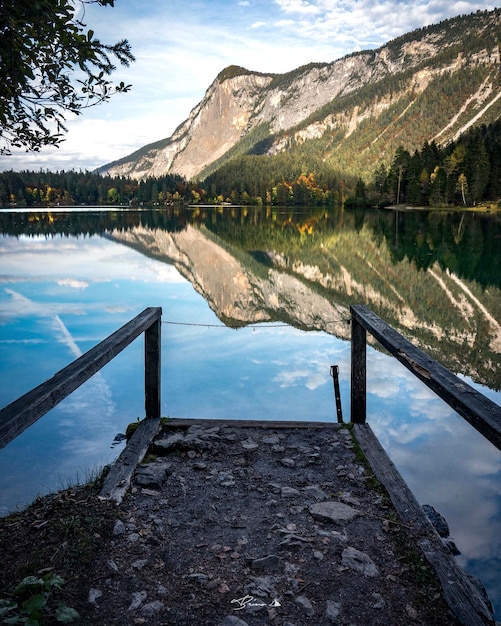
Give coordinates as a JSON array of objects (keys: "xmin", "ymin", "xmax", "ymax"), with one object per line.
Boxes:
[
  {"xmin": 154, "ymin": 433, "xmax": 185, "ymax": 451},
  {"xmin": 221, "ymin": 616, "xmax": 250, "ymax": 626},
  {"xmin": 341, "ymin": 546, "xmax": 379, "ymax": 577},
  {"xmin": 140, "ymin": 601, "xmax": 164, "ymax": 617},
  {"xmin": 88, "ymin": 588, "xmax": 102, "ymax": 606},
  {"xmin": 241, "ymin": 438, "xmax": 258, "ymax": 450},
  {"xmin": 132, "ymin": 559, "xmax": 148, "ymax": 569},
  {"xmin": 112, "ymin": 519, "xmax": 125, "ymax": 536},
  {"xmin": 423, "ymin": 504, "xmax": 450, "ymax": 538},
  {"xmin": 134, "ymin": 461, "xmax": 171, "ymax": 489},
  {"xmin": 185, "ymin": 573, "xmax": 209, "ymax": 585},
  {"xmin": 371, "ymin": 593, "xmax": 386, "ymax": 609},
  {"xmin": 309, "ymin": 501, "xmax": 360, "ymax": 524},
  {"xmin": 245, "ymin": 576, "xmax": 276, "ymax": 598},
  {"xmin": 262, "ymin": 434, "xmax": 281, "ymax": 444},
  {"xmin": 281, "ymin": 486, "xmax": 300, "ymax": 498},
  {"xmin": 295, "ymin": 595, "xmax": 315, "ymax": 616},
  {"xmin": 304, "ymin": 485, "xmax": 328, "ymax": 500},
  {"xmin": 325, "ymin": 599, "xmax": 341, "ymax": 620},
  {"xmin": 280, "ymin": 457, "xmax": 296, "ymax": 467},
  {"xmin": 251, "ymin": 554, "xmax": 281, "ymax": 571},
  {"xmin": 111, "ymin": 432, "xmax": 126, "ymax": 446},
  {"xmin": 128, "ymin": 591, "xmax": 147, "ymax": 611}
]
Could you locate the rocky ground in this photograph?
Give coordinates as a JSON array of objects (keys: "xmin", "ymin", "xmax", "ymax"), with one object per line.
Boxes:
[{"xmin": 0, "ymin": 423, "xmax": 464, "ymax": 625}]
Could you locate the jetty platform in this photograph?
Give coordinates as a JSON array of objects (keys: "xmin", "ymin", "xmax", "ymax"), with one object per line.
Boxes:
[{"xmin": 1, "ymin": 305, "xmax": 501, "ymax": 625}]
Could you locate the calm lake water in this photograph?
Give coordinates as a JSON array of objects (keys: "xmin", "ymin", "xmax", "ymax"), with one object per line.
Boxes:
[{"xmin": 0, "ymin": 206, "xmax": 500, "ymax": 618}]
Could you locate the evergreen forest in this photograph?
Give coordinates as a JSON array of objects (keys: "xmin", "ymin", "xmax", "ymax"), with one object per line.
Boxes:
[{"xmin": 0, "ymin": 119, "xmax": 500, "ymax": 210}]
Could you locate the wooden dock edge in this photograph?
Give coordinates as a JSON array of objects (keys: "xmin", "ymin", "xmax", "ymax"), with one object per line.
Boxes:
[
  {"xmin": 353, "ymin": 423, "xmax": 494, "ymax": 626},
  {"xmin": 100, "ymin": 417, "xmax": 162, "ymax": 504}
]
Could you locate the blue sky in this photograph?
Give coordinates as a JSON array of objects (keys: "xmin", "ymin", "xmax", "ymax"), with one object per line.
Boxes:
[{"xmin": 0, "ymin": 0, "xmax": 497, "ymax": 172}]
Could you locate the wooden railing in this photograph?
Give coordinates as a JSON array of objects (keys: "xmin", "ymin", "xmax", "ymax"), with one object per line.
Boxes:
[
  {"xmin": 0, "ymin": 307, "xmax": 162, "ymax": 450},
  {"xmin": 350, "ymin": 304, "xmax": 501, "ymax": 451}
]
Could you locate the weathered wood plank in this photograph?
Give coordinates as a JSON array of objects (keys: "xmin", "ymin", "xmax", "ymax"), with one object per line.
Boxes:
[
  {"xmin": 162, "ymin": 418, "xmax": 341, "ymax": 429},
  {"xmin": 351, "ymin": 304, "xmax": 501, "ymax": 451},
  {"xmin": 0, "ymin": 307, "xmax": 162, "ymax": 449},
  {"xmin": 100, "ymin": 417, "xmax": 162, "ymax": 504},
  {"xmin": 353, "ymin": 423, "xmax": 494, "ymax": 626}
]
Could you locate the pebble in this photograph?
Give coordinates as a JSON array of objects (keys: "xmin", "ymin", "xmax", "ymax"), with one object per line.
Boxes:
[
  {"xmin": 262, "ymin": 434, "xmax": 281, "ymax": 444},
  {"xmin": 107, "ymin": 559, "xmax": 118, "ymax": 573},
  {"xmin": 295, "ymin": 595, "xmax": 315, "ymax": 616},
  {"xmin": 303, "ymin": 485, "xmax": 328, "ymax": 500},
  {"xmin": 309, "ymin": 501, "xmax": 360, "ymax": 524},
  {"xmin": 221, "ymin": 616, "xmax": 250, "ymax": 626},
  {"xmin": 372, "ymin": 593, "xmax": 386, "ymax": 609},
  {"xmin": 88, "ymin": 588, "xmax": 102, "ymax": 606},
  {"xmin": 134, "ymin": 461, "xmax": 170, "ymax": 489},
  {"xmin": 140, "ymin": 601, "xmax": 164, "ymax": 617},
  {"xmin": 251, "ymin": 554, "xmax": 281, "ymax": 571},
  {"xmin": 128, "ymin": 591, "xmax": 147, "ymax": 611},
  {"xmin": 325, "ymin": 599, "xmax": 341, "ymax": 620},
  {"xmin": 241, "ymin": 438, "xmax": 258, "ymax": 450},
  {"xmin": 341, "ymin": 546, "xmax": 379, "ymax": 577},
  {"xmin": 281, "ymin": 486, "xmax": 300, "ymax": 498},
  {"xmin": 112, "ymin": 519, "xmax": 125, "ymax": 536}
]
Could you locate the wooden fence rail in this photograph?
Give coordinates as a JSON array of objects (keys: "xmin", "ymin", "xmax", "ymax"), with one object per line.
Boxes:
[
  {"xmin": 350, "ymin": 304, "xmax": 501, "ymax": 451},
  {"xmin": 0, "ymin": 307, "xmax": 162, "ymax": 450}
]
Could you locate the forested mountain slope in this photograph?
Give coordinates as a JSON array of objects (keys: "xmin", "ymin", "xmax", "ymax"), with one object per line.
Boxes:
[{"xmin": 99, "ymin": 9, "xmax": 501, "ymax": 183}]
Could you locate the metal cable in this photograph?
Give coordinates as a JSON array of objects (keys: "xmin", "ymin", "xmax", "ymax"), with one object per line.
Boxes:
[{"xmin": 162, "ymin": 319, "xmax": 350, "ymax": 329}]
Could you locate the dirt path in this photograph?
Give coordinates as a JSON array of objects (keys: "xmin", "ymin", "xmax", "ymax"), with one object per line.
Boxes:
[{"xmin": 2, "ymin": 422, "xmax": 481, "ymax": 625}]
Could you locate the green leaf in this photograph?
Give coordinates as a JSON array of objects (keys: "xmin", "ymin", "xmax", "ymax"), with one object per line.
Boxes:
[
  {"xmin": 2, "ymin": 616, "xmax": 24, "ymax": 625},
  {"xmin": 21, "ymin": 594, "xmax": 46, "ymax": 614},
  {"xmin": 0, "ymin": 599, "xmax": 18, "ymax": 617},
  {"xmin": 55, "ymin": 605, "xmax": 80, "ymax": 623},
  {"xmin": 44, "ymin": 574, "xmax": 64, "ymax": 590},
  {"xmin": 13, "ymin": 577, "xmax": 43, "ymax": 594}
]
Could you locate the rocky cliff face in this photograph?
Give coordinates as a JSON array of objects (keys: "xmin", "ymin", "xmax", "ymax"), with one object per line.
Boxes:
[
  {"xmin": 108, "ymin": 215, "xmax": 501, "ymax": 390},
  {"xmin": 110, "ymin": 223, "xmax": 350, "ymax": 336},
  {"xmin": 99, "ymin": 10, "xmax": 500, "ymax": 181}
]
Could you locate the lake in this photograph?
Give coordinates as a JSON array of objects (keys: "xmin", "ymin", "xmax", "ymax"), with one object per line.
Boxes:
[{"xmin": 0, "ymin": 205, "xmax": 500, "ymax": 618}]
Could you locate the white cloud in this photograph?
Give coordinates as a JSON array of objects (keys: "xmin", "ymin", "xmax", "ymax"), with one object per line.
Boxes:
[
  {"xmin": 276, "ymin": 0, "xmax": 321, "ymax": 15},
  {"xmin": 0, "ymin": 235, "xmax": 187, "ymax": 287},
  {"xmin": 57, "ymin": 279, "xmax": 89, "ymax": 289}
]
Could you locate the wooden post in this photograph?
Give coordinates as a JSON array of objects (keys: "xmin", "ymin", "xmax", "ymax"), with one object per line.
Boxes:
[
  {"xmin": 350, "ymin": 306, "xmax": 366, "ymax": 423},
  {"xmin": 350, "ymin": 304, "xmax": 501, "ymax": 451},
  {"xmin": 145, "ymin": 314, "xmax": 161, "ymax": 418},
  {"xmin": 330, "ymin": 365, "xmax": 343, "ymax": 423},
  {"xmin": 0, "ymin": 307, "xmax": 163, "ymax": 449}
]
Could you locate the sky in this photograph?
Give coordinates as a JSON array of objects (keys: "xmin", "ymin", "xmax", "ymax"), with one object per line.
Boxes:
[{"xmin": 0, "ymin": 0, "xmax": 497, "ymax": 173}]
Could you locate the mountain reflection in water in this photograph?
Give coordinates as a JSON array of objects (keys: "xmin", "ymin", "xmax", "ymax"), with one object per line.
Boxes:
[{"xmin": 0, "ymin": 205, "xmax": 500, "ymax": 619}]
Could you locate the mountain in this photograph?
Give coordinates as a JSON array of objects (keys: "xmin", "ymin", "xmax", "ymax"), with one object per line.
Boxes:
[
  {"xmin": 98, "ymin": 9, "xmax": 501, "ymax": 182},
  {"xmin": 105, "ymin": 206, "xmax": 501, "ymax": 391}
]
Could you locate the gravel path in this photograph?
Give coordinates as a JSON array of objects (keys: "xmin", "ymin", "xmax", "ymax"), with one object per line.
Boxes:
[{"xmin": 77, "ymin": 423, "xmax": 461, "ymax": 625}]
